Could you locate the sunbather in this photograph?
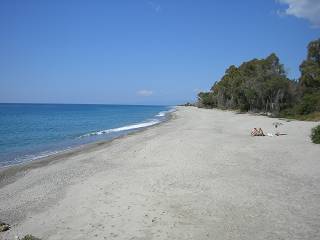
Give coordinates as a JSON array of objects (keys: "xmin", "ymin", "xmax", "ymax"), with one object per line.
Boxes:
[
  {"xmin": 257, "ymin": 128, "xmax": 265, "ymax": 136},
  {"xmin": 251, "ymin": 128, "xmax": 258, "ymax": 136},
  {"xmin": 251, "ymin": 128, "xmax": 265, "ymax": 136}
]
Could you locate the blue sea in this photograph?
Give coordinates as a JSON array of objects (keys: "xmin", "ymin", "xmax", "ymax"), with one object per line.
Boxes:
[{"xmin": 0, "ymin": 103, "xmax": 174, "ymax": 167}]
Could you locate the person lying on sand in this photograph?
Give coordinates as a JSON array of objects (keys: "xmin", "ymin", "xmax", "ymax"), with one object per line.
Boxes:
[
  {"xmin": 251, "ymin": 128, "xmax": 258, "ymax": 136},
  {"xmin": 251, "ymin": 128, "xmax": 265, "ymax": 136}
]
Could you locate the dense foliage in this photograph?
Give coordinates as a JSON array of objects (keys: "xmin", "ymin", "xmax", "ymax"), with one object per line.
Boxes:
[
  {"xmin": 311, "ymin": 125, "xmax": 320, "ymax": 144},
  {"xmin": 292, "ymin": 40, "xmax": 320, "ymax": 115},
  {"xmin": 198, "ymin": 39, "xmax": 320, "ymax": 119}
]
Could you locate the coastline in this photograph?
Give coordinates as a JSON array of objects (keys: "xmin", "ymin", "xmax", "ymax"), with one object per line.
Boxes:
[
  {"xmin": 0, "ymin": 111, "xmax": 175, "ymax": 188},
  {"xmin": 1, "ymin": 107, "xmax": 320, "ymax": 240},
  {"xmin": 0, "ymin": 104, "xmax": 174, "ymax": 169}
]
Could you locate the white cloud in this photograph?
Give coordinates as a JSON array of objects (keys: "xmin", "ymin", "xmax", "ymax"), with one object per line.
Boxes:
[
  {"xmin": 137, "ymin": 90, "xmax": 153, "ymax": 97},
  {"xmin": 277, "ymin": 0, "xmax": 320, "ymax": 27},
  {"xmin": 148, "ymin": 1, "xmax": 161, "ymax": 12}
]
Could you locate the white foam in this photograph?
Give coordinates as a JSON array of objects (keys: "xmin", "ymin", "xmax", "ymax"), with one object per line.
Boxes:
[
  {"xmin": 155, "ymin": 107, "xmax": 176, "ymax": 117},
  {"xmin": 156, "ymin": 111, "xmax": 166, "ymax": 117},
  {"xmin": 80, "ymin": 119, "xmax": 160, "ymax": 138},
  {"xmin": 80, "ymin": 107, "xmax": 177, "ymax": 139}
]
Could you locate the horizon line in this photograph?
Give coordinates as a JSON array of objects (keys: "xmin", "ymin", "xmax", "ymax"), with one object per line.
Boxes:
[{"xmin": 0, "ymin": 102, "xmax": 175, "ymax": 107}]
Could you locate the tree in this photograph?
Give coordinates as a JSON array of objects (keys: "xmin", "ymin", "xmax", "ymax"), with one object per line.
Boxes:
[
  {"xmin": 295, "ymin": 39, "xmax": 320, "ymax": 114},
  {"xmin": 197, "ymin": 39, "xmax": 320, "ymax": 119},
  {"xmin": 300, "ymin": 39, "xmax": 320, "ymax": 90},
  {"xmin": 198, "ymin": 53, "xmax": 292, "ymax": 114}
]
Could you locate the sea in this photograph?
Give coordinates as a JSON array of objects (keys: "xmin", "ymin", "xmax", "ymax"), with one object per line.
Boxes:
[{"xmin": 0, "ymin": 103, "xmax": 174, "ymax": 168}]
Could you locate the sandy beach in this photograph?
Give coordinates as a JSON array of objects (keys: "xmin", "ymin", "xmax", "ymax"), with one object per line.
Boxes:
[{"xmin": 1, "ymin": 106, "xmax": 320, "ymax": 240}]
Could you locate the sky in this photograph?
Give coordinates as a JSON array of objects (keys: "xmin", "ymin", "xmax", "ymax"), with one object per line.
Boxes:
[{"xmin": 0, "ymin": 0, "xmax": 319, "ymax": 105}]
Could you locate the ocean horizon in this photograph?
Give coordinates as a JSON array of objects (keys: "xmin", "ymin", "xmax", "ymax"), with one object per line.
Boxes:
[{"xmin": 0, "ymin": 103, "xmax": 174, "ymax": 168}]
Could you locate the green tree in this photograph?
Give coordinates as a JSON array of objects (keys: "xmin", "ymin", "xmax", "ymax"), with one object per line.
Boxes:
[
  {"xmin": 300, "ymin": 39, "xmax": 320, "ymax": 90},
  {"xmin": 197, "ymin": 39, "xmax": 320, "ymax": 120},
  {"xmin": 294, "ymin": 39, "xmax": 320, "ymax": 115},
  {"xmin": 199, "ymin": 53, "xmax": 292, "ymax": 114}
]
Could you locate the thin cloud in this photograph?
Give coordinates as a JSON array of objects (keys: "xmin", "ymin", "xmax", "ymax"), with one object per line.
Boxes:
[
  {"xmin": 277, "ymin": 0, "xmax": 320, "ymax": 27},
  {"xmin": 148, "ymin": 1, "xmax": 161, "ymax": 12},
  {"xmin": 137, "ymin": 90, "xmax": 153, "ymax": 97}
]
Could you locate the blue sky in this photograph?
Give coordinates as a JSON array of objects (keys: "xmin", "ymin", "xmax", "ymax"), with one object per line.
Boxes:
[{"xmin": 0, "ymin": 0, "xmax": 319, "ymax": 105}]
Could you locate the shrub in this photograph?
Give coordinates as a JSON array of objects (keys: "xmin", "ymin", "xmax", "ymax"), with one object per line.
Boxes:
[
  {"xmin": 0, "ymin": 222, "xmax": 10, "ymax": 232},
  {"xmin": 296, "ymin": 93, "xmax": 320, "ymax": 115},
  {"xmin": 311, "ymin": 125, "xmax": 320, "ymax": 144},
  {"xmin": 197, "ymin": 92, "xmax": 216, "ymax": 108},
  {"xmin": 20, "ymin": 235, "xmax": 41, "ymax": 240}
]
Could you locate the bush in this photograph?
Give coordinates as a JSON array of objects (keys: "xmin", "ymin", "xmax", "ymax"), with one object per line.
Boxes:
[
  {"xmin": 20, "ymin": 235, "xmax": 41, "ymax": 240},
  {"xmin": 0, "ymin": 222, "xmax": 10, "ymax": 232},
  {"xmin": 296, "ymin": 93, "xmax": 320, "ymax": 115},
  {"xmin": 311, "ymin": 125, "xmax": 320, "ymax": 144},
  {"xmin": 197, "ymin": 92, "xmax": 216, "ymax": 108}
]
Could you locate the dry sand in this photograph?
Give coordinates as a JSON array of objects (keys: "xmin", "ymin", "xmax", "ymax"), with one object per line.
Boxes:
[{"xmin": 1, "ymin": 107, "xmax": 320, "ymax": 240}]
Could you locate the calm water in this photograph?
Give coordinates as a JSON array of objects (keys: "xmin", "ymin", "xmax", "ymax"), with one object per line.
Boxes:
[{"xmin": 0, "ymin": 103, "xmax": 173, "ymax": 167}]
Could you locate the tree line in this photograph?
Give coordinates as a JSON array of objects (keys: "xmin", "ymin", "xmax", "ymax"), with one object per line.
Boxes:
[{"xmin": 197, "ymin": 39, "xmax": 320, "ymax": 120}]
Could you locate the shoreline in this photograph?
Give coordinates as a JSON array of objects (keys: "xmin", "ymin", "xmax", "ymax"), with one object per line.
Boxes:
[
  {"xmin": 1, "ymin": 107, "xmax": 320, "ymax": 240},
  {"xmin": 0, "ymin": 104, "xmax": 175, "ymax": 171},
  {"xmin": 0, "ymin": 111, "xmax": 175, "ymax": 188}
]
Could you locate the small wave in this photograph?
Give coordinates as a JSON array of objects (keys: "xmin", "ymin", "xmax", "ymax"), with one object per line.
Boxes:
[
  {"xmin": 80, "ymin": 120, "xmax": 160, "ymax": 138},
  {"xmin": 156, "ymin": 111, "xmax": 166, "ymax": 117},
  {"xmin": 155, "ymin": 107, "xmax": 176, "ymax": 117},
  {"xmin": 2, "ymin": 148, "xmax": 73, "ymax": 168}
]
